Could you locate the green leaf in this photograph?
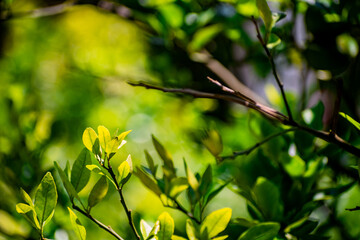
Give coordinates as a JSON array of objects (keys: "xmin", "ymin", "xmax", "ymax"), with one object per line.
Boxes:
[
  {"xmin": 212, "ymin": 236, "xmax": 228, "ymax": 240},
  {"xmin": 169, "ymin": 177, "xmax": 188, "ymax": 198},
  {"xmin": 118, "ymin": 155, "xmax": 132, "ymax": 186},
  {"xmin": 140, "ymin": 219, "xmax": 152, "ymax": 240},
  {"xmin": 152, "ymin": 135, "xmax": 176, "ymax": 178},
  {"xmin": 98, "ymin": 125, "xmax": 111, "ymax": 153},
  {"xmin": 184, "ymin": 159, "xmax": 199, "ymax": 193},
  {"xmin": 54, "ymin": 161, "xmax": 81, "ymax": 202},
  {"xmin": 186, "ymin": 219, "xmax": 198, "ymax": 240},
  {"xmin": 256, "ymin": 0, "xmax": 273, "ymax": 35},
  {"xmin": 88, "ymin": 175, "xmax": 108, "ymax": 210},
  {"xmin": 146, "ymin": 221, "xmax": 160, "ymax": 240},
  {"xmin": 86, "ymin": 164, "xmax": 117, "ymax": 188},
  {"xmin": 339, "ymin": 112, "xmax": 360, "ymax": 131},
  {"xmin": 156, "ymin": 212, "xmax": 174, "ymax": 240},
  {"xmin": 199, "ymin": 165, "xmax": 212, "ymax": 195},
  {"xmin": 20, "ymin": 188, "xmax": 34, "ymax": 208},
  {"xmin": 253, "ymin": 177, "xmax": 282, "ymax": 220},
  {"xmin": 68, "ymin": 207, "xmax": 86, "ymax": 240},
  {"xmin": 82, "ymin": 127, "xmax": 98, "ymax": 152},
  {"xmin": 238, "ymin": 222, "xmax": 280, "ymax": 240},
  {"xmin": 135, "ymin": 167, "xmax": 162, "ymax": 196},
  {"xmin": 145, "ymin": 150, "xmax": 157, "ymax": 176},
  {"xmin": 71, "ymin": 148, "xmax": 92, "ymax": 193},
  {"xmin": 200, "ymin": 208, "xmax": 232, "ymax": 239},
  {"xmin": 172, "ymin": 236, "xmax": 188, "ymax": 240},
  {"xmin": 34, "ymin": 172, "xmax": 57, "ymax": 227},
  {"xmin": 16, "ymin": 203, "xmax": 40, "ymax": 230},
  {"xmin": 188, "ymin": 24, "xmax": 223, "ymax": 52}
]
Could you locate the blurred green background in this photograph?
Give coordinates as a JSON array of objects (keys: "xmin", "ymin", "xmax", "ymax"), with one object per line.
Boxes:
[{"xmin": 1, "ymin": 0, "xmax": 360, "ymax": 239}]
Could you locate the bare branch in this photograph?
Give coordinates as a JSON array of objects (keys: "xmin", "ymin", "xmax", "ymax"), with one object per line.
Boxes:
[
  {"xmin": 221, "ymin": 128, "xmax": 297, "ymax": 160},
  {"xmin": 251, "ymin": 16, "xmax": 294, "ymax": 122}
]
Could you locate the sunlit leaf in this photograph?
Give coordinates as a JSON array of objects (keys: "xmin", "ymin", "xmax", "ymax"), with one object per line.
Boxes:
[
  {"xmin": 140, "ymin": 219, "xmax": 152, "ymax": 240},
  {"xmin": 256, "ymin": 0, "xmax": 273, "ymax": 42},
  {"xmin": 169, "ymin": 177, "xmax": 188, "ymax": 198},
  {"xmin": 68, "ymin": 207, "xmax": 86, "ymax": 240},
  {"xmin": 118, "ymin": 155, "xmax": 132, "ymax": 186},
  {"xmin": 157, "ymin": 212, "xmax": 174, "ymax": 240},
  {"xmin": 339, "ymin": 112, "xmax": 360, "ymax": 131},
  {"xmin": 212, "ymin": 236, "xmax": 228, "ymax": 240},
  {"xmin": 71, "ymin": 148, "xmax": 92, "ymax": 193},
  {"xmin": 186, "ymin": 219, "xmax": 198, "ymax": 240},
  {"xmin": 88, "ymin": 175, "xmax": 108, "ymax": 210},
  {"xmin": 238, "ymin": 222, "xmax": 280, "ymax": 240},
  {"xmin": 184, "ymin": 159, "xmax": 199, "ymax": 193},
  {"xmin": 200, "ymin": 208, "xmax": 232, "ymax": 239},
  {"xmin": 145, "ymin": 150, "xmax": 157, "ymax": 176},
  {"xmin": 188, "ymin": 24, "xmax": 223, "ymax": 52},
  {"xmin": 202, "ymin": 130, "xmax": 223, "ymax": 157},
  {"xmin": 152, "ymin": 135, "xmax": 175, "ymax": 178},
  {"xmin": 16, "ymin": 203, "xmax": 40, "ymax": 230},
  {"xmin": 34, "ymin": 172, "xmax": 57, "ymax": 227},
  {"xmin": 98, "ymin": 125, "xmax": 111, "ymax": 153},
  {"xmin": 20, "ymin": 188, "xmax": 34, "ymax": 208},
  {"xmin": 82, "ymin": 127, "xmax": 98, "ymax": 152}
]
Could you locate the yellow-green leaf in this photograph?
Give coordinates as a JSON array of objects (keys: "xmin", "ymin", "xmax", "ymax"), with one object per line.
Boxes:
[
  {"xmin": 200, "ymin": 208, "xmax": 232, "ymax": 239},
  {"xmin": 339, "ymin": 112, "xmax": 360, "ymax": 131},
  {"xmin": 118, "ymin": 155, "xmax": 132, "ymax": 186},
  {"xmin": 68, "ymin": 207, "xmax": 86, "ymax": 240},
  {"xmin": 186, "ymin": 219, "xmax": 198, "ymax": 240},
  {"xmin": 88, "ymin": 175, "xmax": 108, "ymax": 210},
  {"xmin": 16, "ymin": 203, "xmax": 40, "ymax": 230},
  {"xmin": 202, "ymin": 130, "xmax": 223, "ymax": 157},
  {"xmin": 156, "ymin": 212, "xmax": 174, "ymax": 240},
  {"xmin": 184, "ymin": 159, "xmax": 199, "ymax": 192},
  {"xmin": 98, "ymin": 125, "xmax": 111, "ymax": 153},
  {"xmin": 82, "ymin": 127, "xmax": 98, "ymax": 152},
  {"xmin": 20, "ymin": 188, "xmax": 34, "ymax": 208},
  {"xmin": 238, "ymin": 222, "xmax": 280, "ymax": 240},
  {"xmin": 54, "ymin": 161, "xmax": 81, "ymax": 202},
  {"xmin": 135, "ymin": 167, "xmax": 162, "ymax": 196}
]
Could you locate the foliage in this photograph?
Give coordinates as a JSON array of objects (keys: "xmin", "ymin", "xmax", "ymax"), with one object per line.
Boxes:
[{"xmin": 2, "ymin": 0, "xmax": 360, "ymax": 239}]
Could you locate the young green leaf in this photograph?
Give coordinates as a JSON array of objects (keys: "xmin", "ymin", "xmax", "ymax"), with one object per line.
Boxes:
[
  {"xmin": 256, "ymin": 0, "xmax": 273, "ymax": 36},
  {"xmin": 238, "ymin": 222, "xmax": 280, "ymax": 240},
  {"xmin": 68, "ymin": 207, "xmax": 86, "ymax": 240},
  {"xmin": 135, "ymin": 167, "xmax": 162, "ymax": 196},
  {"xmin": 98, "ymin": 125, "xmax": 111, "ymax": 153},
  {"xmin": 82, "ymin": 127, "xmax": 98, "ymax": 152},
  {"xmin": 186, "ymin": 219, "xmax": 199, "ymax": 240},
  {"xmin": 188, "ymin": 24, "xmax": 223, "ymax": 52},
  {"xmin": 54, "ymin": 161, "xmax": 81, "ymax": 202},
  {"xmin": 199, "ymin": 165, "xmax": 212, "ymax": 196},
  {"xmin": 71, "ymin": 148, "xmax": 92, "ymax": 193},
  {"xmin": 339, "ymin": 112, "xmax": 360, "ymax": 131},
  {"xmin": 145, "ymin": 150, "xmax": 157, "ymax": 176},
  {"xmin": 172, "ymin": 236, "xmax": 188, "ymax": 240},
  {"xmin": 156, "ymin": 212, "xmax": 174, "ymax": 240},
  {"xmin": 169, "ymin": 177, "xmax": 188, "ymax": 198},
  {"xmin": 146, "ymin": 220, "xmax": 160, "ymax": 240},
  {"xmin": 202, "ymin": 130, "xmax": 223, "ymax": 157},
  {"xmin": 16, "ymin": 203, "xmax": 41, "ymax": 230},
  {"xmin": 34, "ymin": 172, "xmax": 57, "ymax": 227},
  {"xmin": 117, "ymin": 130, "xmax": 132, "ymax": 143},
  {"xmin": 140, "ymin": 219, "xmax": 152, "ymax": 240},
  {"xmin": 88, "ymin": 175, "xmax": 108, "ymax": 210},
  {"xmin": 184, "ymin": 159, "xmax": 199, "ymax": 192},
  {"xmin": 152, "ymin": 135, "xmax": 175, "ymax": 178},
  {"xmin": 118, "ymin": 155, "xmax": 133, "ymax": 186},
  {"xmin": 212, "ymin": 236, "xmax": 228, "ymax": 240},
  {"xmin": 20, "ymin": 188, "xmax": 34, "ymax": 208},
  {"xmin": 200, "ymin": 208, "xmax": 232, "ymax": 239}
]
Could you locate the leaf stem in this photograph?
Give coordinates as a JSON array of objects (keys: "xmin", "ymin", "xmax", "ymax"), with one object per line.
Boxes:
[
  {"xmin": 251, "ymin": 16, "xmax": 294, "ymax": 122},
  {"xmin": 221, "ymin": 128, "xmax": 297, "ymax": 159},
  {"xmin": 72, "ymin": 204, "xmax": 124, "ymax": 240},
  {"xmin": 107, "ymin": 162, "xmax": 141, "ymax": 240},
  {"xmin": 172, "ymin": 199, "xmax": 201, "ymax": 224}
]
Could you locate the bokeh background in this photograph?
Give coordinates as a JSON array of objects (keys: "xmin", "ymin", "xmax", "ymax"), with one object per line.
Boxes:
[{"xmin": 1, "ymin": 0, "xmax": 360, "ymax": 239}]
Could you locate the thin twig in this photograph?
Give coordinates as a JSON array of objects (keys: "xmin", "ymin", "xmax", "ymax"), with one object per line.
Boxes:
[
  {"xmin": 251, "ymin": 16, "xmax": 294, "ymax": 122},
  {"xmin": 330, "ymin": 78, "xmax": 343, "ymax": 136},
  {"xmin": 72, "ymin": 205, "xmax": 124, "ymax": 240},
  {"xmin": 107, "ymin": 164, "xmax": 141, "ymax": 240},
  {"xmin": 172, "ymin": 200, "xmax": 201, "ymax": 224},
  {"xmin": 221, "ymin": 128, "xmax": 297, "ymax": 160},
  {"xmin": 346, "ymin": 206, "xmax": 360, "ymax": 211},
  {"xmin": 130, "ymin": 81, "xmax": 360, "ymax": 158}
]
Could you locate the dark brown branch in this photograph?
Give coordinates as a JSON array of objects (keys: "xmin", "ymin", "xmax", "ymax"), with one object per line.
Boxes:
[
  {"xmin": 330, "ymin": 78, "xmax": 343, "ymax": 136},
  {"xmin": 346, "ymin": 206, "xmax": 360, "ymax": 211},
  {"xmin": 251, "ymin": 16, "xmax": 294, "ymax": 122},
  {"xmin": 221, "ymin": 128, "xmax": 297, "ymax": 159},
  {"xmin": 129, "ymin": 82, "xmax": 288, "ymax": 124},
  {"xmin": 130, "ymin": 81, "xmax": 360, "ymax": 158},
  {"xmin": 72, "ymin": 205, "xmax": 124, "ymax": 240}
]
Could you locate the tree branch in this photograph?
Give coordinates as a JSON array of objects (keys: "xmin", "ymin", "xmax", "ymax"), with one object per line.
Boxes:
[
  {"xmin": 129, "ymin": 81, "xmax": 360, "ymax": 158},
  {"xmin": 221, "ymin": 128, "xmax": 297, "ymax": 160},
  {"xmin": 72, "ymin": 204, "xmax": 124, "ymax": 240},
  {"xmin": 251, "ymin": 16, "xmax": 294, "ymax": 122}
]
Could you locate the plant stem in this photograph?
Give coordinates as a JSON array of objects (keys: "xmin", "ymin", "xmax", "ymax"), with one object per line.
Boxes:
[
  {"xmin": 107, "ymin": 163, "xmax": 141, "ymax": 240},
  {"xmin": 72, "ymin": 205, "xmax": 124, "ymax": 240},
  {"xmin": 251, "ymin": 16, "xmax": 294, "ymax": 122},
  {"xmin": 172, "ymin": 199, "xmax": 201, "ymax": 224},
  {"xmin": 221, "ymin": 128, "xmax": 297, "ymax": 159}
]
